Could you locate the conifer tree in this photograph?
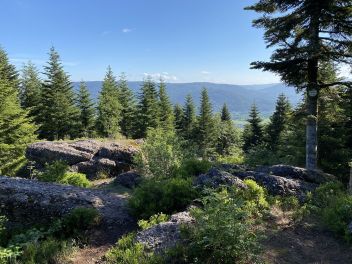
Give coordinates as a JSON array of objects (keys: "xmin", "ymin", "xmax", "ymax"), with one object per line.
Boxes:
[
  {"xmin": 196, "ymin": 88, "xmax": 216, "ymax": 157},
  {"xmin": 158, "ymin": 79, "xmax": 174, "ymax": 131},
  {"xmin": 0, "ymin": 78, "xmax": 36, "ymax": 176},
  {"xmin": 136, "ymin": 77, "xmax": 160, "ymax": 138},
  {"xmin": 181, "ymin": 94, "xmax": 197, "ymax": 141},
  {"xmin": 243, "ymin": 104, "xmax": 263, "ymax": 152},
  {"xmin": 96, "ymin": 66, "xmax": 121, "ymax": 138},
  {"xmin": 246, "ymin": 0, "xmax": 352, "ymax": 170},
  {"xmin": 38, "ymin": 47, "xmax": 79, "ymax": 140},
  {"xmin": 19, "ymin": 61, "xmax": 41, "ymax": 123},
  {"xmin": 221, "ymin": 103, "xmax": 231, "ymax": 121},
  {"xmin": 117, "ymin": 73, "xmax": 136, "ymax": 138},
  {"xmin": 173, "ymin": 104, "xmax": 184, "ymax": 133},
  {"xmin": 266, "ymin": 94, "xmax": 291, "ymax": 150},
  {"xmin": 0, "ymin": 47, "xmax": 19, "ymax": 89},
  {"xmin": 76, "ymin": 81, "xmax": 95, "ymax": 138}
]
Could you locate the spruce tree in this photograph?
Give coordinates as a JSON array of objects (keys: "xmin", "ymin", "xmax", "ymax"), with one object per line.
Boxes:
[
  {"xmin": 216, "ymin": 114, "xmax": 241, "ymax": 156},
  {"xmin": 158, "ymin": 79, "xmax": 174, "ymax": 131},
  {"xmin": 19, "ymin": 61, "xmax": 42, "ymax": 123},
  {"xmin": 246, "ymin": 0, "xmax": 352, "ymax": 170},
  {"xmin": 266, "ymin": 94, "xmax": 291, "ymax": 150},
  {"xmin": 76, "ymin": 81, "xmax": 95, "ymax": 138},
  {"xmin": 243, "ymin": 104, "xmax": 264, "ymax": 152},
  {"xmin": 0, "ymin": 47, "xmax": 19, "ymax": 89},
  {"xmin": 136, "ymin": 77, "xmax": 160, "ymax": 138},
  {"xmin": 0, "ymin": 78, "xmax": 36, "ymax": 176},
  {"xmin": 96, "ymin": 66, "xmax": 121, "ymax": 138},
  {"xmin": 38, "ymin": 47, "xmax": 79, "ymax": 140},
  {"xmin": 196, "ymin": 88, "xmax": 216, "ymax": 157},
  {"xmin": 117, "ymin": 73, "xmax": 137, "ymax": 138},
  {"xmin": 173, "ymin": 104, "xmax": 184, "ymax": 133},
  {"xmin": 181, "ymin": 94, "xmax": 197, "ymax": 141},
  {"xmin": 221, "ymin": 103, "xmax": 231, "ymax": 121}
]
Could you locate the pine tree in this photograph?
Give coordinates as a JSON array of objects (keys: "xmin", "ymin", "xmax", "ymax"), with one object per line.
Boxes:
[
  {"xmin": 221, "ymin": 103, "xmax": 231, "ymax": 121},
  {"xmin": 76, "ymin": 81, "xmax": 95, "ymax": 137},
  {"xmin": 216, "ymin": 114, "xmax": 241, "ymax": 156},
  {"xmin": 266, "ymin": 94, "xmax": 291, "ymax": 150},
  {"xmin": 0, "ymin": 47, "xmax": 19, "ymax": 89},
  {"xmin": 173, "ymin": 104, "xmax": 184, "ymax": 133},
  {"xmin": 136, "ymin": 77, "xmax": 160, "ymax": 138},
  {"xmin": 19, "ymin": 61, "xmax": 41, "ymax": 123},
  {"xmin": 196, "ymin": 88, "xmax": 216, "ymax": 157},
  {"xmin": 117, "ymin": 73, "xmax": 137, "ymax": 138},
  {"xmin": 243, "ymin": 104, "xmax": 263, "ymax": 152},
  {"xmin": 38, "ymin": 47, "xmax": 79, "ymax": 140},
  {"xmin": 246, "ymin": 0, "xmax": 352, "ymax": 170},
  {"xmin": 96, "ymin": 66, "xmax": 121, "ymax": 138},
  {"xmin": 158, "ymin": 79, "xmax": 174, "ymax": 131},
  {"xmin": 0, "ymin": 77, "xmax": 36, "ymax": 176},
  {"xmin": 181, "ymin": 94, "xmax": 197, "ymax": 141}
]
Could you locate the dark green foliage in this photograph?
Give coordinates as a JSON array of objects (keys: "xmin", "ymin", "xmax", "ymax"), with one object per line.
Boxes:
[
  {"xmin": 118, "ymin": 73, "xmax": 137, "ymax": 138},
  {"xmin": 175, "ymin": 158, "xmax": 212, "ymax": 178},
  {"xmin": 266, "ymin": 94, "xmax": 291, "ymax": 150},
  {"xmin": 173, "ymin": 104, "xmax": 184, "ymax": 133},
  {"xmin": 243, "ymin": 104, "xmax": 264, "ymax": 152},
  {"xmin": 19, "ymin": 61, "xmax": 42, "ymax": 123},
  {"xmin": 216, "ymin": 115, "xmax": 241, "ymax": 156},
  {"xmin": 0, "ymin": 47, "xmax": 19, "ymax": 89},
  {"xmin": 158, "ymin": 79, "xmax": 174, "ymax": 131},
  {"xmin": 129, "ymin": 178, "xmax": 198, "ymax": 219},
  {"xmin": 76, "ymin": 81, "xmax": 95, "ymax": 138},
  {"xmin": 181, "ymin": 94, "xmax": 197, "ymax": 141},
  {"xmin": 196, "ymin": 88, "xmax": 216, "ymax": 157},
  {"xmin": 220, "ymin": 103, "xmax": 231, "ymax": 121},
  {"xmin": 38, "ymin": 47, "xmax": 79, "ymax": 140},
  {"xmin": 96, "ymin": 66, "xmax": 121, "ymax": 138},
  {"xmin": 0, "ymin": 77, "xmax": 37, "ymax": 176},
  {"xmin": 136, "ymin": 77, "xmax": 160, "ymax": 138}
]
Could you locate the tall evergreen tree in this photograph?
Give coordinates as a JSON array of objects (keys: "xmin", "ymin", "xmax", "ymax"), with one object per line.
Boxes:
[
  {"xmin": 117, "ymin": 73, "xmax": 137, "ymax": 138},
  {"xmin": 266, "ymin": 94, "xmax": 291, "ymax": 150},
  {"xmin": 38, "ymin": 47, "xmax": 79, "ymax": 140},
  {"xmin": 196, "ymin": 88, "xmax": 216, "ymax": 157},
  {"xmin": 216, "ymin": 113, "xmax": 241, "ymax": 156},
  {"xmin": 19, "ymin": 61, "xmax": 42, "ymax": 123},
  {"xmin": 136, "ymin": 77, "xmax": 160, "ymax": 138},
  {"xmin": 243, "ymin": 104, "xmax": 264, "ymax": 152},
  {"xmin": 96, "ymin": 66, "xmax": 121, "ymax": 138},
  {"xmin": 221, "ymin": 103, "xmax": 231, "ymax": 121},
  {"xmin": 246, "ymin": 0, "xmax": 352, "ymax": 170},
  {"xmin": 0, "ymin": 47, "xmax": 19, "ymax": 89},
  {"xmin": 76, "ymin": 81, "xmax": 95, "ymax": 138},
  {"xmin": 173, "ymin": 104, "xmax": 184, "ymax": 133},
  {"xmin": 0, "ymin": 77, "xmax": 36, "ymax": 176},
  {"xmin": 158, "ymin": 79, "xmax": 174, "ymax": 131},
  {"xmin": 181, "ymin": 94, "xmax": 197, "ymax": 141}
]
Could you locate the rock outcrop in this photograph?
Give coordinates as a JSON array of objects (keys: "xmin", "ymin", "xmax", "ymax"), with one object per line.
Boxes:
[
  {"xmin": 136, "ymin": 211, "xmax": 194, "ymax": 253},
  {"xmin": 0, "ymin": 176, "xmax": 135, "ymax": 238},
  {"xmin": 194, "ymin": 168, "xmax": 247, "ymax": 189},
  {"xmin": 114, "ymin": 171, "xmax": 142, "ymax": 188},
  {"xmin": 26, "ymin": 140, "xmax": 139, "ymax": 179}
]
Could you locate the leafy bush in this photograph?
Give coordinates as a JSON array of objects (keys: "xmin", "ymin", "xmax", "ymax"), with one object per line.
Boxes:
[
  {"xmin": 38, "ymin": 161, "xmax": 91, "ymax": 188},
  {"xmin": 312, "ymin": 181, "xmax": 344, "ymax": 208},
  {"xmin": 59, "ymin": 172, "xmax": 91, "ymax": 188},
  {"xmin": 105, "ymin": 233, "xmax": 161, "ymax": 264},
  {"xmin": 138, "ymin": 213, "xmax": 169, "ymax": 230},
  {"xmin": 175, "ymin": 158, "xmax": 212, "ymax": 178},
  {"xmin": 279, "ymin": 196, "xmax": 300, "ymax": 211},
  {"xmin": 134, "ymin": 128, "xmax": 184, "ymax": 179},
  {"xmin": 129, "ymin": 178, "xmax": 198, "ymax": 219},
  {"xmin": 239, "ymin": 179, "xmax": 269, "ymax": 210},
  {"xmin": 216, "ymin": 151, "xmax": 244, "ymax": 165},
  {"xmin": 178, "ymin": 187, "xmax": 264, "ymax": 264}
]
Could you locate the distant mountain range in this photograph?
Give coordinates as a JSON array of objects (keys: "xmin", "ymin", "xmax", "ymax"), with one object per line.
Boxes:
[{"xmin": 73, "ymin": 81, "xmax": 303, "ymax": 118}]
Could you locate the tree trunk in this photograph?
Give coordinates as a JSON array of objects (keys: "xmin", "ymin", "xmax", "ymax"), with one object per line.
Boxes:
[
  {"xmin": 306, "ymin": 90, "xmax": 318, "ymax": 170},
  {"xmin": 349, "ymin": 162, "xmax": 352, "ymax": 194}
]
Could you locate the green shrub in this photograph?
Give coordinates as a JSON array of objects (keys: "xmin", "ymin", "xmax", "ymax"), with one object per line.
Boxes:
[
  {"xmin": 38, "ymin": 161, "xmax": 68, "ymax": 182},
  {"xmin": 175, "ymin": 158, "xmax": 212, "ymax": 178},
  {"xmin": 138, "ymin": 213, "xmax": 169, "ymax": 230},
  {"xmin": 58, "ymin": 207, "xmax": 101, "ymax": 238},
  {"xmin": 129, "ymin": 178, "xmax": 198, "ymax": 219},
  {"xmin": 180, "ymin": 188, "xmax": 264, "ymax": 264},
  {"xmin": 105, "ymin": 233, "xmax": 161, "ymax": 264},
  {"xmin": 280, "ymin": 196, "xmax": 300, "ymax": 211},
  {"xmin": 312, "ymin": 181, "xmax": 345, "ymax": 208},
  {"xmin": 59, "ymin": 172, "xmax": 91, "ymax": 188},
  {"xmin": 237, "ymin": 179, "xmax": 269, "ymax": 212},
  {"xmin": 134, "ymin": 128, "xmax": 184, "ymax": 179}
]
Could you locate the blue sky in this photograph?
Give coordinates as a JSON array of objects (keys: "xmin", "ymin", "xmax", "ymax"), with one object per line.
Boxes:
[{"xmin": 1, "ymin": 0, "xmax": 282, "ymax": 84}]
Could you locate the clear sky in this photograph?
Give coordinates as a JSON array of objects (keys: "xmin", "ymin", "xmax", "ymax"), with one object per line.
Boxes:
[{"xmin": 1, "ymin": 0, "xmax": 283, "ymax": 84}]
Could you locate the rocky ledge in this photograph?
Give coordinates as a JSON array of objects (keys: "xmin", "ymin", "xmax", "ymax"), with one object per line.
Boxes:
[{"xmin": 26, "ymin": 140, "xmax": 139, "ymax": 179}]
